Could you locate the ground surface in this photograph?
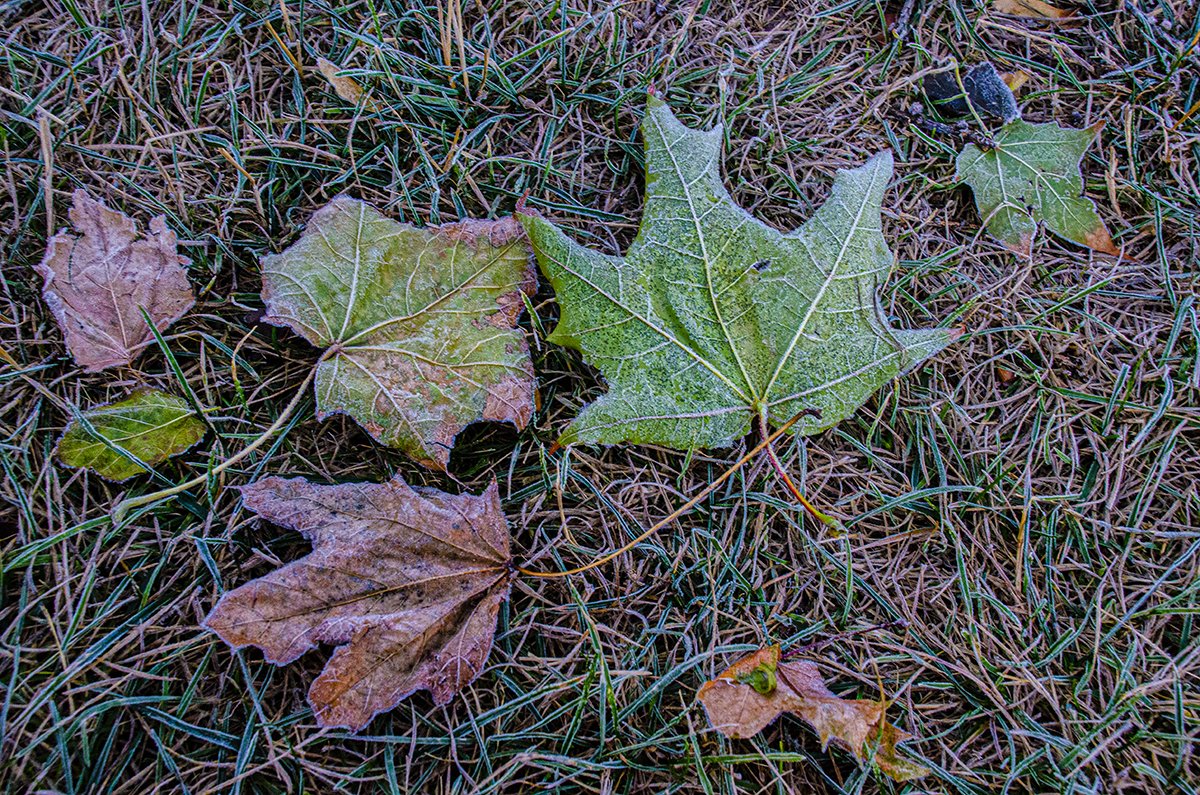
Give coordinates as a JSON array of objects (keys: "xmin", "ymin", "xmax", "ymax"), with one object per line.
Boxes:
[{"xmin": 2, "ymin": 1, "xmax": 1198, "ymax": 793}]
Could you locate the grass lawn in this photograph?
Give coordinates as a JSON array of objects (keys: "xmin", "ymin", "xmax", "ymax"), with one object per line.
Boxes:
[{"xmin": 2, "ymin": 0, "xmax": 1198, "ymax": 792}]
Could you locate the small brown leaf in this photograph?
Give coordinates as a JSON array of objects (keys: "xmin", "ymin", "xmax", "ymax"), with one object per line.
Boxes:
[
  {"xmin": 204, "ymin": 475, "xmax": 512, "ymax": 731},
  {"xmin": 698, "ymin": 646, "xmax": 929, "ymax": 782},
  {"xmin": 993, "ymin": 0, "xmax": 1072, "ymax": 20},
  {"xmin": 316, "ymin": 57, "xmax": 364, "ymax": 103},
  {"xmin": 36, "ymin": 190, "xmax": 194, "ymax": 372}
]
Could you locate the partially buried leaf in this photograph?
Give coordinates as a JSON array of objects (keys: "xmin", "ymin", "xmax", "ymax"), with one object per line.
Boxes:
[
  {"xmin": 957, "ymin": 119, "xmax": 1118, "ymax": 257},
  {"xmin": 993, "ymin": 0, "xmax": 1071, "ymax": 20},
  {"xmin": 204, "ymin": 475, "xmax": 512, "ymax": 731},
  {"xmin": 36, "ymin": 190, "xmax": 194, "ymax": 372},
  {"xmin": 56, "ymin": 389, "xmax": 206, "ymax": 481},
  {"xmin": 316, "ymin": 57, "xmax": 364, "ymax": 103},
  {"xmin": 922, "ymin": 62, "xmax": 1020, "ymax": 123},
  {"xmin": 698, "ymin": 645, "xmax": 929, "ymax": 782},
  {"xmin": 261, "ymin": 198, "xmax": 536, "ymax": 469},
  {"xmin": 520, "ymin": 95, "xmax": 956, "ymax": 449}
]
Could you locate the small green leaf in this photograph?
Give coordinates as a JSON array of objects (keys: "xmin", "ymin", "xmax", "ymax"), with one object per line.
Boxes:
[
  {"xmin": 261, "ymin": 198, "xmax": 537, "ymax": 469},
  {"xmin": 57, "ymin": 390, "xmax": 206, "ymax": 481},
  {"xmin": 956, "ymin": 119, "xmax": 1118, "ymax": 257},
  {"xmin": 520, "ymin": 95, "xmax": 956, "ymax": 449}
]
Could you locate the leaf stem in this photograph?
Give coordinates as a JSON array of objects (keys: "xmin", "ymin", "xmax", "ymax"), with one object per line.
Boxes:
[
  {"xmin": 111, "ymin": 366, "xmax": 317, "ymax": 524},
  {"xmin": 516, "ymin": 409, "xmax": 809, "ymax": 579},
  {"xmin": 756, "ymin": 409, "xmax": 844, "ymax": 531}
]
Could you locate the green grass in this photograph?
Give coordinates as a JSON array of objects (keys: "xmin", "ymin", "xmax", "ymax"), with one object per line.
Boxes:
[{"xmin": 2, "ymin": 0, "xmax": 1199, "ymax": 792}]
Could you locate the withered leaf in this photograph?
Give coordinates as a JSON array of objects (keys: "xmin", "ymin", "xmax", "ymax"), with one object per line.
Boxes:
[
  {"xmin": 316, "ymin": 57, "xmax": 364, "ymax": 103},
  {"xmin": 204, "ymin": 475, "xmax": 512, "ymax": 731},
  {"xmin": 993, "ymin": 0, "xmax": 1072, "ymax": 20},
  {"xmin": 262, "ymin": 198, "xmax": 536, "ymax": 469},
  {"xmin": 36, "ymin": 190, "xmax": 194, "ymax": 372},
  {"xmin": 698, "ymin": 646, "xmax": 929, "ymax": 782}
]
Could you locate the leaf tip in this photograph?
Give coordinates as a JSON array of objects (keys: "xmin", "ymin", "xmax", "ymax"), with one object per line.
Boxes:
[
  {"xmin": 1003, "ymin": 231, "xmax": 1035, "ymax": 259},
  {"xmin": 1084, "ymin": 224, "xmax": 1120, "ymax": 256}
]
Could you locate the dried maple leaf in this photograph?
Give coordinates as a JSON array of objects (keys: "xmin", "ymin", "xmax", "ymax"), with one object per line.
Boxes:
[
  {"xmin": 520, "ymin": 96, "xmax": 955, "ymax": 450},
  {"xmin": 56, "ymin": 389, "xmax": 206, "ymax": 481},
  {"xmin": 36, "ymin": 190, "xmax": 194, "ymax": 372},
  {"xmin": 261, "ymin": 198, "xmax": 536, "ymax": 469},
  {"xmin": 204, "ymin": 475, "xmax": 512, "ymax": 731},
  {"xmin": 957, "ymin": 119, "xmax": 1118, "ymax": 257},
  {"xmin": 698, "ymin": 646, "xmax": 929, "ymax": 782}
]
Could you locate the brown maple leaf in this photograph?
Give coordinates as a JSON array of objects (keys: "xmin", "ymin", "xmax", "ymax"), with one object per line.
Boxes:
[
  {"xmin": 36, "ymin": 190, "xmax": 194, "ymax": 372},
  {"xmin": 698, "ymin": 646, "xmax": 929, "ymax": 782},
  {"xmin": 204, "ymin": 474, "xmax": 512, "ymax": 731}
]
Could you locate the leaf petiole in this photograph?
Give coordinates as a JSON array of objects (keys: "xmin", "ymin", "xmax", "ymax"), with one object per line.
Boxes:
[
  {"xmin": 516, "ymin": 409, "xmax": 810, "ymax": 579},
  {"xmin": 111, "ymin": 364, "xmax": 317, "ymax": 524},
  {"xmin": 756, "ymin": 409, "xmax": 844, "ymax": 532}
]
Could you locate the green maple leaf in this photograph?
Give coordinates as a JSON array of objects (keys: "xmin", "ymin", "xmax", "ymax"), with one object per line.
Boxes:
[
  {"xmin": 56, "ymin": 389, "xmax": 206, "ymax": 481},
  {"xmin": 261, "ymin": 198, "xmax": 537, "ymax": 470},
  {"xmin": 957, "ymin": 119, "xmax": 1118, "ymax": 257},
  {"xmin": 520, "ymin": 96, "xmax": 956, "ymax": 449}
]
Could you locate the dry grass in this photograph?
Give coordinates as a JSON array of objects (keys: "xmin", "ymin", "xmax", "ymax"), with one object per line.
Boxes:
[{"xmin": 2, "ymin": 0, "xmax": 1199, "ymax": 793}]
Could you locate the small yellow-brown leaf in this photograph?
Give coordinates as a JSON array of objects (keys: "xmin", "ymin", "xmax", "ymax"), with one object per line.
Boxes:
[
  {"xmin": 874, "ymin": 720, "xmax": 933, "ymax": 783},
  {"xmin": 698, "ymin": 645, "xmax": 929, "ymax": 782},
  {"xmin": 1001, "ymin": 70, "xmax": 1030, "ymax": 92},
  {"xmin": 316, "ymin": 57, "xmax": 363, "ymax": 103},
  {"xmin": 993, "ymin": 0, "xmax": 1072, "ymax": 20}
]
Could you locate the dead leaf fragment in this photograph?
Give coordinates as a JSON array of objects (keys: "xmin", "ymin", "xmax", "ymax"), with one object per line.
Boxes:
[
  {"xmin": 36, "ymin": 190, "xmax": 194, "ymax": 372},
  {"xmin": 993, "ymin": 0, "xmax": 1071, "ymax": 20},
  {"xmin": 204, "ymin": 475, "xmax": 511, "ymax": 731},
  {"xmin": 316, "ymin": 57, "xmax": 364, "ymax": 103},
  {"xmin": 698, "ymin": 646, "xmax": 929, "ymax": 782}
]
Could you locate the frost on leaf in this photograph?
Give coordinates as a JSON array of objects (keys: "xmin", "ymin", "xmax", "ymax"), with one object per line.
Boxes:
[
  {"xmin": 520, "ymin": 95, "xmax": 955, "ymax": 450},
  {"xmin": 698, "ymin": 645, "xmax": 929, "ymax": 782},
  {"xmin": 204, "ymin": 475, "xmax": 512, "ymax": 731},
  {"xmin": 261, "ymin": 198, "xmax": 537, "ymax": 469},
  {"xmin": 956, "ymin": 119, "xmax": 1117, "ymax": 257},
  {"xmin": 36, "ymin": 190, "xmax": 194, "ymax": 372},
  {"xmin": 56, "ymin": 389, "xmax": 206, "ymax": 481},
  {"xmin": 923, "ymin": 62, "xmax": 1020, "ymax": 123}
]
